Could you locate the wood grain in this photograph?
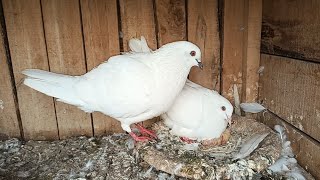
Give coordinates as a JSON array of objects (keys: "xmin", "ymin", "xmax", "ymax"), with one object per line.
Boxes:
[
  {"xmin": 120, "ymin": 0, "xmax": 157, "ymax": 51},
  {"xmin": 155, "ymin": 0, "xmax": 186, "ymax": 46},
  {"xmin": 42, "ymin": 0, "xmax": 92, "ymax": 139},
  {"xmin": 3, "ymin": 0, "xmax": 58, "ymax": 140},
  {"xmin": 80, "ymin": 0, "xmax": 123, "ymax": 135},
  {"xmin": 0, "ymin": 6, "xmax": 21, "ymax": 139},
  {"xmin": 261, "ymin": 0, "xmax": 320, "ymax": 63},
  {"xmin": 241, "ymin": 0, "xmax": 262, "ymax": 103},
  {"xmin": 120, "ymin": 0, "xmax": 158, "ymax": 127},
  {"xmin": 258, "ymin": 112, "xmax": 320, "ymax": 180},
  {"xmin": 187, "ymin": 0, "xmax": 220, "ymax": 90},
  {"xmin": 221, "ymin": 0, "xmax": 246, "ymax": 103},
  {"xmin": 259, "ymin": 54, "xmax": 320, "ymax": 141}
]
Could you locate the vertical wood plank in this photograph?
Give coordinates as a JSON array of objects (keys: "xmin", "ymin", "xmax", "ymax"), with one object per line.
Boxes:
[
  {"xmin": 155, "ymin": 0, "xmax": 186, "ymax": 46},
  {"xmin": 120, "ymin": 0, "xmax": 157, "ymax": 51},
  {"xmin": 221, "ymin": 0, "xmax": 246, "ymax": 103},
  {"xmin": 187, "ymin": 0, "xmax": 220, "ymax": 90},
  {"xmin": 120, "ymin": 0, "xmax": 158, "ymax": 127},
  {"xmin": 0, "ymin": 5, "xmax": 21, "ymax": 139},
  {"xmin": 42, "ymin": 0, "xmax": 92, "ymax": 139},
  {"xmin": 3, "ymin": 0, "xmax": 58, "ymax": 140},
  {"xmin": 80, "ymin": 0, "xmax": 123, "ymax": 135},
  {"xmin": 241, "ymin": 0, "xmax": 262, "ymax": 103}
]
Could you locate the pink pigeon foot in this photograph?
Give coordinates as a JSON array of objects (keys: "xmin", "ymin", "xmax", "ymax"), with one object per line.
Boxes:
[
  {"xmin": 129, "ymin": 132, "xmax": 154, "ymax": 142},
  {"xmin": 180, "ymin": 137, "xmax": 196, "ymax": 144},
  {"xmin": 135, "ymin": 123, "xmax": 158, "ymax": 139}
]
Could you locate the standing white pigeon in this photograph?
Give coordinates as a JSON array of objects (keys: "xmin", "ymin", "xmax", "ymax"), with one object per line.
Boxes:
[
  {"xmin": 22, "ymin": 41, "xmax": 203, "ymax": 141},
  {"xmin": 128, "ymin": 37, "xmax": 233, "ymax": 142}
]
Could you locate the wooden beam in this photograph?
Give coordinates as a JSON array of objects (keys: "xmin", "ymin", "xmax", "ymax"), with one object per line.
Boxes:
[
  {"xmin": 187, "ymin": 0, "xmax": 220, "ymax": 90},
  {"xmin": 0, "ymin": 3, "xmax": 21, "ymax": 139},
  {"xmin": 259, "ymin": 54, "xmax": 320, "ymax": 141},
  {"xmin": 2, "ymin": 0, "xmax": 58, "ymax": 140},
  {"xmin": 42, "ymin": 0, "xmax": 92, "ymax": 139},
  {"xmin": 80, "ymin": 0, "xmax": 123, "ymax": 135},
  {"xmin": 261, "ymin": 0, "xmax": 320, "ymax": 63},
  {"xmin": 258, "ymin": 112, "xmax": 320, "ymax": 180}
]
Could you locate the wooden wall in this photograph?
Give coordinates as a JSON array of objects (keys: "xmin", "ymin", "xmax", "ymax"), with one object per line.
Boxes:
[
  {"xmin": 1, "ymin": 0, "xmax": 244, "ymax": 140},
  {"xmin": 259, "ymin": 0, "xmax": 320, "ymax": 178}
]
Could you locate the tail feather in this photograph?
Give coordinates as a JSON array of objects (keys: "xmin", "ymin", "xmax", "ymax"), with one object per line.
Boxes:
[{"xmin": 23, "ymin": 69, "xmax": 83, "ymax": 107}]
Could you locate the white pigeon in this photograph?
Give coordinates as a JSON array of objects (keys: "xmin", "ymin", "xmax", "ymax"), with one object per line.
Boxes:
[
  {"xmin": 22, "ymin": 40, "xmax": 203, "ymax": 141},
  {"xmin": 129, "ymin": 37, "xmax": 233, "ymax": 141}
]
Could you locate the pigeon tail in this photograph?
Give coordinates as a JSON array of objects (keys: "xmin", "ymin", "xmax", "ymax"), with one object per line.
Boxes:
[{"xmin": 22, "ymin": 69, "xmax": 84, "ymax": 107}]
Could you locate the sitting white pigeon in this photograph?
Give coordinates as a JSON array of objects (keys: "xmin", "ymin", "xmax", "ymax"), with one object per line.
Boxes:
[
  {"xmin": 128, "ymin": 37, "xmax": 233, "ymax": 142},
  {"xmin": 22, "ymin": 41, "xmax": 203, "ymax": 141}
]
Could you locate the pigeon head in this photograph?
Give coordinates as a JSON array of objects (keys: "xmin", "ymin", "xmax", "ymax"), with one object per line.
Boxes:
[
  {"xmin": 160, "ymin": 41, "xmax": 203, "ymax": 70},
  {"xmin": 215, "ymin": 96, "xmax": 234, "ymax": 126}
]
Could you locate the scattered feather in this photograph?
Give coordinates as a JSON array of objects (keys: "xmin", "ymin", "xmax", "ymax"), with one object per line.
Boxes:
[
  {"xmin": 240, "ymin": 103, "xmax": 266, "ymax": 113},
  {"xmin": 268, "ymin": 125, "xmax": 306, "ymax": 180},
  {"xmin": 257, "ymin": 66, "xmax": 265, "ymax": 74},
  {"xmin": 143, "ymin": 166, "xmax": 153, "ymax": 178},
  {"xmin": 173, "ymin": 163, "xmax": 183, "ymax": 174},
  {"xmin": 233, "ymin": 133, "xmax": 269, "ymax": 160},
  {"xmin": 268, "ymin": 157, "xmax": 297, "ymax": 172},
  {"xmin": 125, "ymin": 138, "xmax": 135, "ymax": 150},
  {"xmin": 182, "ymin": 143, "xmax": 199, "ymax": 151}
]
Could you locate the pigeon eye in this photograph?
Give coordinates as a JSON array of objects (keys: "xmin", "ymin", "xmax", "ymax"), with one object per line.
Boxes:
[
  {"xmin": 221, "ymin": 106, "xmax": 226, "ymax": 111},
  {"xmin": 190, "ymin": 51, "xmax": 196, "ymax": 56}
]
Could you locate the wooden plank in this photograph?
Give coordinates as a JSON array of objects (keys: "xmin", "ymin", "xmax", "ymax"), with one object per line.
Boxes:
[
  {"xmin": 221, "ymin": 0, "xmax": 246, "ymax": 103},
  {"xmin": 80, "ymin": 0, "xmax": 123, "ymax": 135},
  {"xmin": 155, "ymin": 0, "xmax": 186, "ymax": 46},
  {"xmin": 0, "ymin": 5, "xmax": 21, "ymax": 139},
  {"xmin": 261, "ymin": 0, "xmax": 320, "ymax": 63},
  {"xmin": 120, "ymin": 0, "xmax": 158, "ymax": 127},
  {"xmin": 120, "ymin": 0, "xmax": 157, "ymax": 51},
  {"xmin": 42, "ymin": 0, "xmax": 92, "ymax": 139},
  {"xmin": 241, "ymin": 0, "xmax": 262, "ymax": 103},
  {"xmin": 2, "ymin": 0, "xmax": 58, "ymax": 140},
  {"xmin": 187, "ymin": 0, "xmax": 220, "ymax": 90},
  {"xmin": 258, "ymin": 112, "xmax": 320, "ymax": 180},
  {"xmin": 259, "ymin": 54, "xmax": 320, "ymax": 141}
]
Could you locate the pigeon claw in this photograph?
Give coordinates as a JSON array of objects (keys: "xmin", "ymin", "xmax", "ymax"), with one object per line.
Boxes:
[
  {"xmin": 129, "ymin": 132, "xmax": 154, "ymax": 142},
  {"xmin": 180, "ymin": 137, "xmax": 196, "ymax": 144},
  {"xmin": 135, "ymin": 123, "xmax": 158, "ymax": 139}
]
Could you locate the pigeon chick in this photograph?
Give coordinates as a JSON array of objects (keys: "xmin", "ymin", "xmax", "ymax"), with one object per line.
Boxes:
[
  {"xmin": 128, "ymin": 36, "xmax": 233, "ymax": 142},
  {"xmin": 22, "ymin": 41, "xmax": 203, "ymax": 141}
]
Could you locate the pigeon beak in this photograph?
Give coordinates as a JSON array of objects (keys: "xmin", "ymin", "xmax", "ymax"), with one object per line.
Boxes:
[
  {"xmin": 226, "ymin": 117, "xmax": 232, "ymax": 127},
  {"xmin": 196, "ymin": 59, "xmax": 203, "ymax": 70}
]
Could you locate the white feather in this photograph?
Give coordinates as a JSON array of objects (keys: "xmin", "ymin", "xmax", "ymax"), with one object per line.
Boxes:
[
  {"xmin": 240, "ymin": 103, "xmax": 266, "ymax": 113},
  {"xmin": 232, "ymin": 133, "xmax": 269, "ymax": 160},
  {"xmin": 268, "ymin": 125, "xmax": 306, "ymax": 180}
]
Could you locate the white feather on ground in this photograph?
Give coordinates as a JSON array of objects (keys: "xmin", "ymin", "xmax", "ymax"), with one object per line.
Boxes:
[
  {"xmin": 23, "ymin": 40, "xmax": 203, "ymax": 141},
  {"xmin": 128, "ymin": 37, "xmax": 234, "ymax": 141},
  {"xmin": 232, "ymin": 133, "xmax": 269, "ymax": 160},
  {"xmin": 268, "ymin": 125, "xmax": 306, "ymax": 180}
]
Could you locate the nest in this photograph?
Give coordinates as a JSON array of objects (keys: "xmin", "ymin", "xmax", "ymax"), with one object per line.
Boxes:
[{"xmin": 136, "ymin": 115, "xmax": 282, "ymax": 179}]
